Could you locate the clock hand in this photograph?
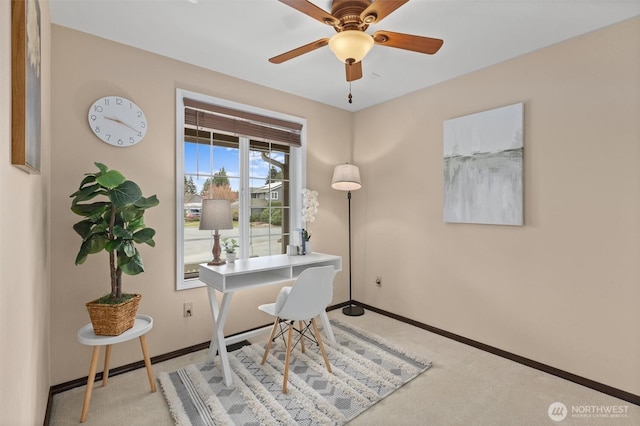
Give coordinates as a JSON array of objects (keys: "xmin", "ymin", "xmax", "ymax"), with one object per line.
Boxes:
[{"xmin": 104, "ymin": 116, "xmax": 139, "ymax": 132}]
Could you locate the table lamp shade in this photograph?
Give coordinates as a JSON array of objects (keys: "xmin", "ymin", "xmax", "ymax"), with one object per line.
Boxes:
[
  {"xmin": 199, "ymin": 199, "xmax": 233, "ymax": 230},
  {"xmin": 331, "ymin": 164, "xmax": 362, "ymax": 191}
]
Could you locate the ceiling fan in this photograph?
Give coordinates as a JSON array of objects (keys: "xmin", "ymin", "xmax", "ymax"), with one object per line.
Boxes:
[{"xmin": 269, "ymin": 0, "xmax": 444, "ymax": 90}]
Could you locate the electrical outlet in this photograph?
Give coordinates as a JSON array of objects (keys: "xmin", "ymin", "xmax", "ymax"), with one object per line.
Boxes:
[
  {"xmin": 183, "ymin": 302, "xmax": 193, "ymax": 317},
  {"xmin": 375, "ymin": 276, "xmax": 382, "ymax": 286}
]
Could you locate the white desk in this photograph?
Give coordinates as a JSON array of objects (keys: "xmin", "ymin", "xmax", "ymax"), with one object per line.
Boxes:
[{"xmin": 199, "ymin": 252, "xmax": 342, "ymax": 386}]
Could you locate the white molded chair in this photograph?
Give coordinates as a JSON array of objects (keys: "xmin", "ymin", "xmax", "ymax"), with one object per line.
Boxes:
[{"xmin": 258, "ymin": 265, "xmax": 335, "ymax": 393}]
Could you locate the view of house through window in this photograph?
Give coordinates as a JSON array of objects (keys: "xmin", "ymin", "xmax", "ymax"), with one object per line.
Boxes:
[
  {"xmin": 248, "ymin": 140, "xmax": 291, "ymax": 257},
  {"xmin": 177, "ymin": 91, "xmax": 304, "ymax": 289},
  {"xmin": 182, "ymin": 129, "xmax": 293, "ymax": 280}
]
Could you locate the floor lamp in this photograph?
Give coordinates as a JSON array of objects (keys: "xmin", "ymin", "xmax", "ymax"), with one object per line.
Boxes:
[{"xmin": 332, "ymin": 163, "xmax": 364, "ymax": 316}]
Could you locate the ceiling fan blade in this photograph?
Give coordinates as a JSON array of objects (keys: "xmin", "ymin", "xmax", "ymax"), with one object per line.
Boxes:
[
  {"xmin": 373, "ymin": 30, "xmax": 443, "ymax": 54},
  {"xmin": 279, "ymin": 0, "xmax": 340, "ymax": 26},
  {"xmin": 269, "ymin": 38, "xmax": 330, "ymax": 64},
  {"xmin": 346, "ymin": 61, "xmax": 363, "ymax": 82},
  {"xmin": 360, "ymin": 0, "xmax": 409, "ymax": 24}
]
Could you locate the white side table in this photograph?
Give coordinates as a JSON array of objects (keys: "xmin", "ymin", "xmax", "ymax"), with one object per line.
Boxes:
[{"xmin": 76, "ymin": 314, "xmax": 156, "ymax": 423}]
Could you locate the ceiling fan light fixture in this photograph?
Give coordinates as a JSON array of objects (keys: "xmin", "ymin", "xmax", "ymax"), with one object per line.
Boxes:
[{"xmin": 328, "ymin": 30, "xmax": 374, "ymax": 64}]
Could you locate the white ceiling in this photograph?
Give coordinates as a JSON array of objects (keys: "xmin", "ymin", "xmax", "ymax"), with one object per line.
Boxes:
[{"xmin": 49, "ymin": 0, "xmax": 640, "ymax": 112}]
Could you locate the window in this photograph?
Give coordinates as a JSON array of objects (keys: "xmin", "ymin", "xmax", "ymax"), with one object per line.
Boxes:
[{"xmin": 176, "ymin": 90, "xmax": 306, "ymax": 290}]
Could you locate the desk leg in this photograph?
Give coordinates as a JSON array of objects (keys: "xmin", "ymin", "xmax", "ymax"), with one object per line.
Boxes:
[
  {"xmin": 206, "ymin": 286, "xmax": 234, "ymax": 386},
  {"xmin": 206, "ymin": 286, "xmax": 221, "ymax": 362},
  {"xmin": 80, "ymin": 346, "xmax": 101, "ymax": 423},
  {"xmin": 319, "ymin": 311, "xmax": 336, "ymax": 344}
]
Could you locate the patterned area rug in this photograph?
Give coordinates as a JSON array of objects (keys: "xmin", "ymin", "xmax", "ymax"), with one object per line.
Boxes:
[{"xmin": 159, "ymin": 319, "xmax": 432, "ymax": 425}]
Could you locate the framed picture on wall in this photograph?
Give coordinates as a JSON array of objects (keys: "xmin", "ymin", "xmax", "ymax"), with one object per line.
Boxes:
[
  {"xmin": 11, "ymin": 0, "xmax": 42, "ymax": 174},
  {"xmin": 443, "ymin": 103, "xmax": 524, "ymax": 226}
]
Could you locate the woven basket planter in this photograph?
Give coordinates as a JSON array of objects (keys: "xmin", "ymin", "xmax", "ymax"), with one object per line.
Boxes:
[{"xmin": 86, "ymin": 294, "xmax": 141, "ymax": 336}]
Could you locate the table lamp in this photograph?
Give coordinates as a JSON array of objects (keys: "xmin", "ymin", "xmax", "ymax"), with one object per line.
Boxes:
[{"xmin": 199, "ymin": 199, "xmax": 233, "ymax": 265}]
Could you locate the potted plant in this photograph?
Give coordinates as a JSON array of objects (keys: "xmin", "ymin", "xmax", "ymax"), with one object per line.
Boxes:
[
  {"xmin": 70, "ymin": 162, "xmax": 159, "ymax": 335},
  {"xmin": 221, "ymin": 238, "xmax": 239, "ymax": 263}
]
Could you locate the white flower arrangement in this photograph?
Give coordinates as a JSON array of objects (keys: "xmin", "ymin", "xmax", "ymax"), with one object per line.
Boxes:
[{"xmin": 301, "ymin": 188, "xmax": 319, "ymax": 223}]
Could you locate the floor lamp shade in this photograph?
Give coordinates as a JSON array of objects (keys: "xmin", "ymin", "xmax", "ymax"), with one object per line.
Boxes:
[
  {"xmin": 332, "ymin": 164, "xmax": 362, "ymax": 192},
  {"xmin": 332, "ymin": 163, "xmax": 364, "ymax": 317},
  {"xmin": 199, "ymin": 199, "xmax": 233, "ymax": 265}
]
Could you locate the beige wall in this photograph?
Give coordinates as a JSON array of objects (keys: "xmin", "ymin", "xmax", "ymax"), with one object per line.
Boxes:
[
  {"xmin": 49, "ymin": 25, "xmax": 353, "ymax": 385},
  {"xmin": 352, "ymin": 17, "xmax": 640, "ymax": 395},
  {"xmin": 2, "ymin": 10, "xmax": 637, "ymax": 423},
  {"xmin": 0, "ymin": 0, "xmax": 52, "ymax": 424}
]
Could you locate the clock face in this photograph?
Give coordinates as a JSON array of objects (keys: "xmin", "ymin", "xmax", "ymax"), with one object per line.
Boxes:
[{"xmin": 88, "ymin": 96, "xmax": 148, "ymax": 147}]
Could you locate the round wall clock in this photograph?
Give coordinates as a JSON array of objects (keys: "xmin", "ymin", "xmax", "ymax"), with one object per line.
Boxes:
[{"xmin": 88, "ymin": 96, "xmax": 148, "ymax": 147}]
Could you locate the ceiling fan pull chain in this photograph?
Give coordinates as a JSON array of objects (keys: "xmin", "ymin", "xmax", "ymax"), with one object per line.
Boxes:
[{"xmin": 348, "ymin": 63, "xmax": 353, "ymax": 104}]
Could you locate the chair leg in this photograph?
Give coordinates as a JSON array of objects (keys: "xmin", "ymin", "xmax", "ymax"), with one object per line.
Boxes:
[
  {"xmin": 312, "ymin": 319, "xmax": 332, "ymax": 374},
  {"xmin": 282, "ymin": 322, "xmax": 294, "ymax": 393},
  {"xmin": 261, "ymin": 317, "xmax": 280, "ymax": 365},
  {"xmin": 299, "ymin": 321, "xmax": 305, "ymax": 353}
]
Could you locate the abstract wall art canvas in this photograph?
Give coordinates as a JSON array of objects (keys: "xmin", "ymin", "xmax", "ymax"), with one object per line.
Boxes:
[{"xmin": 443, "ymin": 103, "xmax": 523, "ymax": 226}]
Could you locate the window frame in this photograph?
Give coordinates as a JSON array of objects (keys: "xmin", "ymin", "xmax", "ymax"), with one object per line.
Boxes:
[{"xmin": 175, "ymin": 89, "xmax": 306, "ymax": 290}]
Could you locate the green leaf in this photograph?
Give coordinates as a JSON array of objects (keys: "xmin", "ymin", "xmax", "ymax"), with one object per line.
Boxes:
[
  {"xmin": 73, "ymin": 220, "xmax": 93, "ymax": 239},
  {"xmin": 95, "ymin": 169, "xmax": 126, "ymax": 190},
  {"xmin": 126, "ymin": 216, "xmax": 145, "ymax": 232},
  {"xmin": 113, "ymin": 225, "xmax": 133, "ymax": 240},
  {"xmin": 109, "ymin": 181, "xmax": 142, "ymax": 208},
  {"xmin": 86, "ymin": 235, "xmax": 108, "ymax": 254},
  {"xmin": 94, "ymin": 162, "xmax": 108, "ymax": 174},
  {"xmin": 120, "ymin": 205, "xmax": 143, "ymax": 223},
  {"xmin": 90, "ymin": 221, "xmax": 109, "ymax": 235},
  {"xmin": 75, "ymin": 250, "xmax": 88, "ymax": 265},
  {"xmin": 78, "ymin": 174, "xmax": 97, "ymax": 189},
  {"xmin": 75, "ymin": 235, "xmax": 107, "ymax": 264},
  {"xmin": 119, "ymin": 252, "xmax": 144, "ymax": 275},
  {"xmin": 71, "ymin": 183, "xmax": 103, "ymax": 203},
  {"xmin": 123, "ymin": 240, "xmax": 136, "ymax": 257},
  {"xmin": 135, "ymin": 195, "xmax": 160, "ymax": 209},
  {"xmin": 70, "ymin": 202, "xmax": 109, "ymax": 218},
  {"xmin": 105, "ymin": 239, "xmax": 122, "ymax": 252},
  {"xmin": 133, "ymin": 228, "xmax": 156, "ymax": 244}
]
